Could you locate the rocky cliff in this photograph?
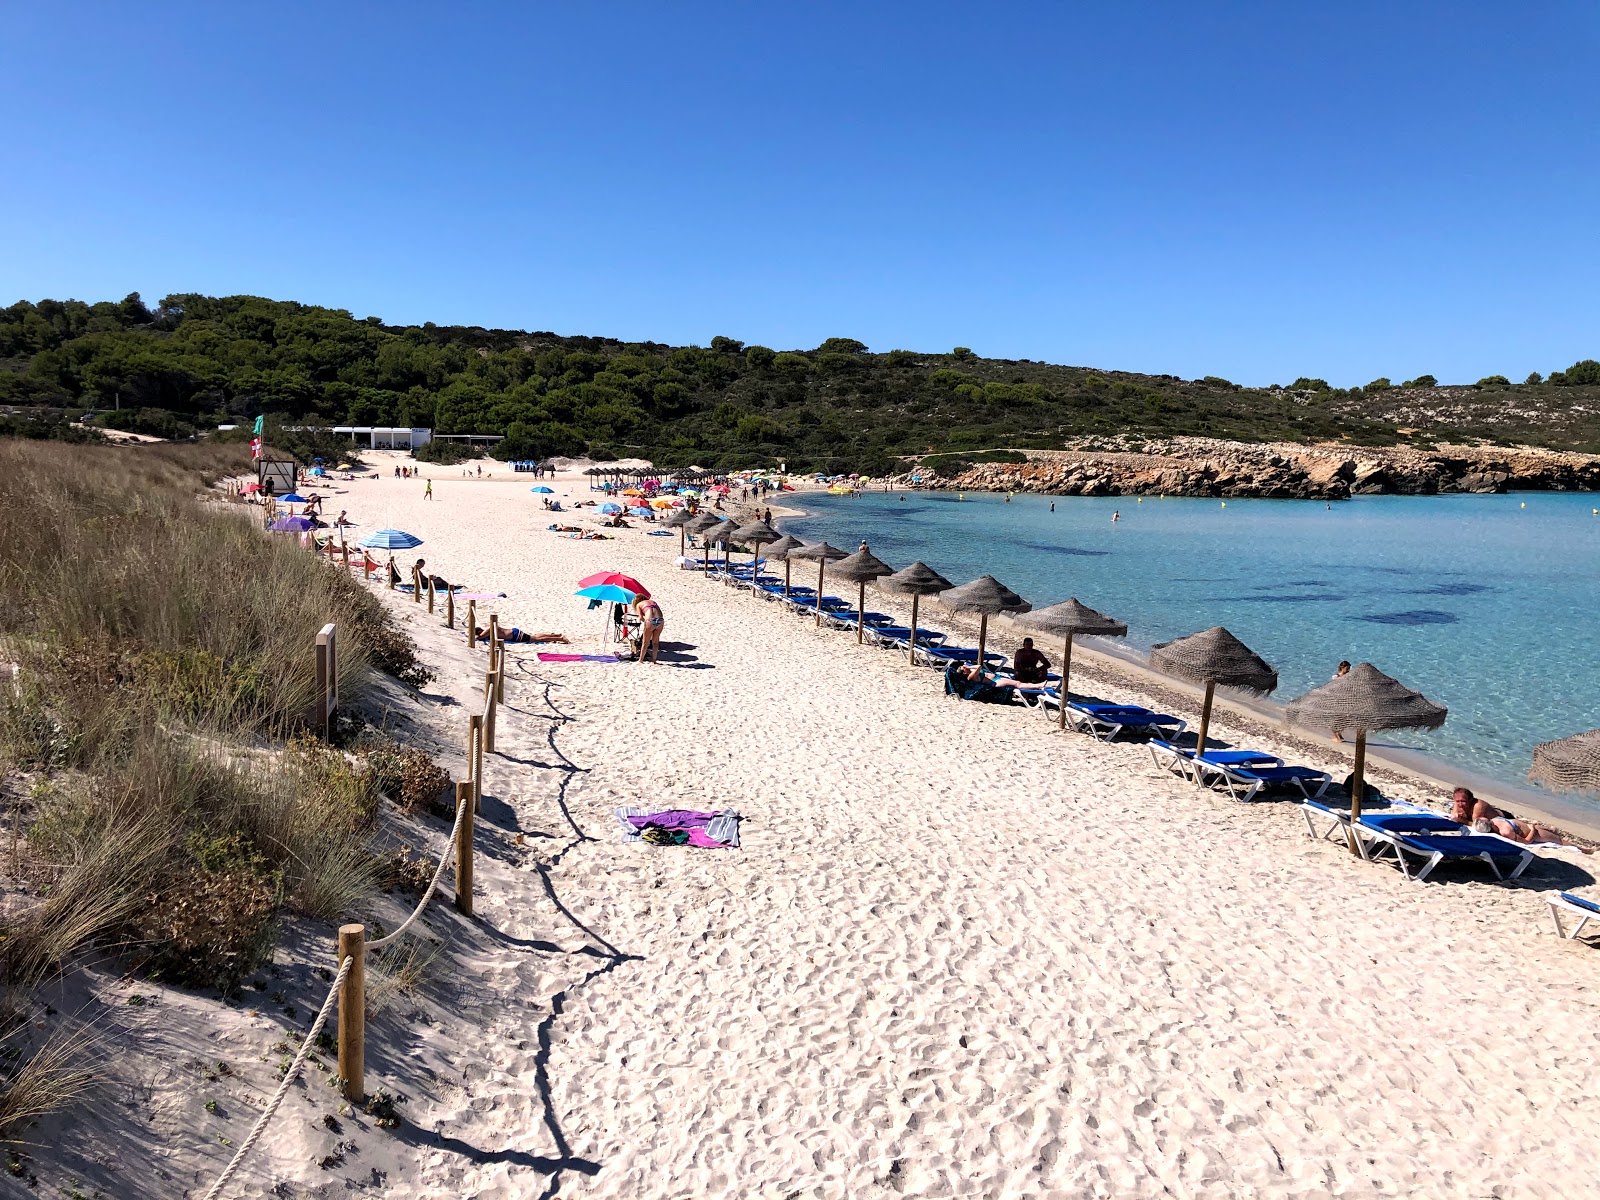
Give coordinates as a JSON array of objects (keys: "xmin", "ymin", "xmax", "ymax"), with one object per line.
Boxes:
[{"xmin": 900, "ymin": 439, "xmax": 1600, "ymax": 500}]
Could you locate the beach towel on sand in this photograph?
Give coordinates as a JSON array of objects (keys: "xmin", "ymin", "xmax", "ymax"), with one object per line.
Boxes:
[
  {"xmin": 614, "ymin": 807, "xmax": 741, "ymax": 849},
  {"xmin": 537, "ymin": 652, "xmax": 619, "ymax": 663}
]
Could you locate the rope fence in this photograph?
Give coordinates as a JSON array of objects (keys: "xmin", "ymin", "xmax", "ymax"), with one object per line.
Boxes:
[{"xmin": 199, "ymin": 577, "xmax": 509, "ymax": 1196}]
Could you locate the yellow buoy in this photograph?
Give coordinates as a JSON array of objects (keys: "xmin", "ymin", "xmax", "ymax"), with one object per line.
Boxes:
[
  {"xmin": 1521, "ymin": 502, "xmax": 1526, "ymax": 509},
  {"xmin": 1221, "ymin": 501, "xmax": 1226, "ymax": 508}
]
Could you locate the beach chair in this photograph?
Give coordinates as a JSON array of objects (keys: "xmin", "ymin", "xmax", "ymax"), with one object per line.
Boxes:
[
  {"xmin": 916, "ymin": 644, "xmax": 1004, "ymax": 669},
  {"xmin": 1298, "ymin": 797, "xmax": 1429, "ymax": 843},
  {"xmin": 1357, "ymin": 817, "xmax": 1535, "ymax": 882},
  {"xmin": 1547, "ymin": 892, "xmax": 1600, "ymax": 940},
  {"xmin": 1066, "ymin": 703, "xmax": 1185, "ymax": 743},
  {"xmin": 1191, "ymin": 751, "xmax": 1332, "ymax": 802}
]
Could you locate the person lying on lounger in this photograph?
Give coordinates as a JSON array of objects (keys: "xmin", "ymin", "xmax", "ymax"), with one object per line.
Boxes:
[
  {"xmin": 953, "ymin": 661, "xmax": 1051, "ymax": 691},
  {"xmin": 1452, "ymin": 787, "xmax": 1593, "ymax": 852}
]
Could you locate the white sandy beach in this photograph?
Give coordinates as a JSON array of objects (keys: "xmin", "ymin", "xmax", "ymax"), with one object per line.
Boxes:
[
  {"xmin": 262, "ymin": 460, "xmax": 1598, "ymax": 1200},
  {"xmin": 31, "ymin": 460, "xmax": 1597, "ymax": 1199}
]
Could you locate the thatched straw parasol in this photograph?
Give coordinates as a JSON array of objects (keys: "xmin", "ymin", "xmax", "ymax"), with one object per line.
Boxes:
[
  {"xmin": 1149, "ymin": 627, "xmax": 1277, "ymax": 765},
  {"xmin": 663, "ymin": 508, "xmax": 696, "ymax": 555},
  {"xmin": 732, "ymin": 519, "xmax": 779, "ymax": 580},
  {"xmin": 1286, "ymin": 662, "xmax": 1446, "ymax": 850},
  {"xmin": 1529, "ymin": 729, "xmax": 1600, "ymax": 796},
  {"xmin": 1015, "ymin": 599, "xmax": 1128, "ymax": 729},
  {"xmin": 878, "ymin": 561, "xmax": 952, "ymax": 662},
  {"xmin": 827, "ymin": 543, "xmax": 895, "ymax": 644},
  {"xmin": 687, "ymin": 513, "xmax": 725, "ymax": 569},
  {"xmin": 762, "ymin": 534, "xmax": 808, "ymax": 596},
  {"xmin": 702, "ymin": 519, "xmax": 741, "ymax": 570},
  {"xmin": 938, "ymin": 575, "xmax": 1030, "ymax": 666},
  {"xmin": 787, "ymin": 542, "xmax": 848, "ymax": 626}
]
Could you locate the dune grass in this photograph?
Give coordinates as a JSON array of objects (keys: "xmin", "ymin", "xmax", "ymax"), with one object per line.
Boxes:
[{"xmin": 0, "ymin": 439, "xmax": 435, "ymax": 1138}]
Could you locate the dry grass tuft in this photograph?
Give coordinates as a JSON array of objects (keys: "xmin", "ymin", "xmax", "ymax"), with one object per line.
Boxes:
[{"xmin": 0, "ymin": 1021, "xmax": 103, "ymax": 1143}]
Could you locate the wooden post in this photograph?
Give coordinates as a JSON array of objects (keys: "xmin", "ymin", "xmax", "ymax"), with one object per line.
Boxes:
[
  {"xmin": 488, "ymin": 614, "xmax": 499, "ymax": 654},
  {"xmin": 815, "ymin": 559, "xmax": 826, "ymax": 627},
  {"xmin": 494, "ymin": 638, "xmax": 506, "ymax": 703},
  {"xmin": 1194, "ymin": 679, "xmax": 1217, "ymax": 778},
  {"xmin": 363, "ymin": 551, "xmax": 372, "ymax": 580},
  {"xmin": 484, "ymin": 672, "xmax": 498, "ymax": 752},
  {"xmin": 336, "ymin": 924, "xmax": 365, "ymax": 1103},
  {"xmin": 314, "ymin": 623, "xmax": 337, "ymax": 740},
  {"xmin": 454, "ymin": 781, "xmax": 474, "ymax": 916},
  {"xmin": 469, "ymin": 713, "xmax": 484, "ymax": 814},
  {"xmin": 1059, "ymin": 634, "xmax": 1075, "ymax": 730},
  {"xmin": 411, "ymin": 565, "xmax": 421, "ymax": 603},
  {"xmin": 387, "ymin": 558, "xmax": 395, "ymax": 590},
  {"xmin": 466, "ymin": 600, "xmax": 477, "ymax": 648},
  {"xmin": 907, "ymin": 592, "xmax": 920, "ymax": 664},
  {"xmin": 342, "ymin": 543, "xmax": 351, "ymax": 573},
  {"xmin": 427, "ymin": 577, "xmax": 436, "ymax": 614},
  {"xmin": 1347, "ymin": 730, "xmax": 1368, "ymax": 856},
  {"xmin": 446, "ymin": 587, "xmax": 455, "ymax": 630}
]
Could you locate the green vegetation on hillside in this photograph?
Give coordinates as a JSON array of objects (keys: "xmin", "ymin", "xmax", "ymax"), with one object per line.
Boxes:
[{"xmin": 5, "ymin": 293, "xmax": 1600, "ymax": 468}]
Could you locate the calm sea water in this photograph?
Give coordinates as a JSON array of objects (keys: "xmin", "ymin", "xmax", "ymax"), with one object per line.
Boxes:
[{"xmin": 783, "ymin": 489, "xmax": 1600, "ymax": 799}]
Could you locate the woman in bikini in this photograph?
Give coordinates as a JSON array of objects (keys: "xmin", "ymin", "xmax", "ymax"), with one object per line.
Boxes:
[
  {"xmin": 1452, "ymin": 787, "xmax": 1593, "ymax": 853},
  {"xmin": 635, "ymin": 596, "xmax": 665, "ymax": 664}
]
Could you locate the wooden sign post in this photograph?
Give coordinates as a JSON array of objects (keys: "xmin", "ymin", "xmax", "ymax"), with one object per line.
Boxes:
[{"xmin": 314, "ymin": 623, "xmax": 338, "ymax": 739}]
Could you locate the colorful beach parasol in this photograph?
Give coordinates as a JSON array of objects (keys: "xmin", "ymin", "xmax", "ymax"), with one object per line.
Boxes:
[
  {"xmin": 578, "ymin": 572, "xmax": 650, "ymax": 598},
  {"xmin": 358, "ymin": 529, "xmax": 424, "ymax": 550},
  {"xmin": 269, "ymin": 515, "xmax": 316, "ymax": 532}
]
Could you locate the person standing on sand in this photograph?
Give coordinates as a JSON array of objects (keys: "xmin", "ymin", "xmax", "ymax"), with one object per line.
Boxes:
[
  {"xmin": 424, "ymin": 477, "xmax": 433, "ymax": 500},
  {"xmin": 635, "ymin": 596, "xmax": 665, "ymax": 664},
  {"xmin": 1330, "ymin": 661, "xmax": 1351, "ymax": 741}
]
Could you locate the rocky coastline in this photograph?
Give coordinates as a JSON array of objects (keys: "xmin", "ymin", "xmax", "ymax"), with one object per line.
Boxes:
[{"xmin": 897, "ymin": 438, "xmax": 1600, "ymax": 500}]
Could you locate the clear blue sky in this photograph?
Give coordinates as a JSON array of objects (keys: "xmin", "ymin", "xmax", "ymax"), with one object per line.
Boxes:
[{"xmin": 2, "ymin": 2, "xmax": 1595, "ymax": 386}]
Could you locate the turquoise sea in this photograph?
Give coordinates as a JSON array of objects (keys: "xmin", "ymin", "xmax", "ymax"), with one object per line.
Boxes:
[{"xmin": 782, "ymin": 489, "xmax": 1600, "ymax": 804}]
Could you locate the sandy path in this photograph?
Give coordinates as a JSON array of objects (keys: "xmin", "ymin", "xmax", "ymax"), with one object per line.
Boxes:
[{"xmin": 334, "ymin": 468, "xmax": 1600, "ymax": 1199}]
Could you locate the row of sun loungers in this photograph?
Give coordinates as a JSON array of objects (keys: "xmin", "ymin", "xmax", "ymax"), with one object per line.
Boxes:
[{"xmin": 695, "ymin": 554, "xmax": 1595, "ymax": 931}]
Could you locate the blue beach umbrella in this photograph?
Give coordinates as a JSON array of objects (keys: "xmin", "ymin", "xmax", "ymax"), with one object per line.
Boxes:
[
  {"xmin": 531, "ymin": 486, "xmax": 554, "ymax": 493},
  {"xmin": 575, "ymin": 584, "xmax": 638, "ymax": 604},
  {"xmin": 278, "ymin": 492, "xmax": 309, "ymax": 505},
  {"xmin": 599, "ymin": 502, "xmax": 623, "ymax": 514},
  {"xmin": 628, "ymin": 506, "xmax": 652, "ymax": 516},
  {"xmin": 358, "ymin": 529, "xmax": 424, "ymax": 550}
]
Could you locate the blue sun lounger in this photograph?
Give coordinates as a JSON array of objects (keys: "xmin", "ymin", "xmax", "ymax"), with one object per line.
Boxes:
[
  {"xmin": 1192, "ymin": 752, "xmax": 1332, "ymax": 802},
  {"xmin": 869, "ymin": 626, "xmax": 948, "ymax": 649},
  {"xmin": 915, "ymin": 644, "xmax": 1005, "ymax": 669},
  {"xmin": 1065, "ymin": 703, "xmax": 1185, "ymax": 742},
  {"xmin": 1299, "ymin": 797, "xmax": 1433, "ymax": 843},
  {"xmin": 1548, "ymin": 893, "xmax": 1600, "ymax": 940}
]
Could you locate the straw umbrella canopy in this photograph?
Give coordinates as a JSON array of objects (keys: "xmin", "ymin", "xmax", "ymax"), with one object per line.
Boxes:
[
  {"xmin": 685, "ymin": 512, "xmax": 723, "ymax": 569},
  {"xmin": 827, "ymin": 543, "xmax": 896, "ymax": 643},
  {"xmin": 878, "ymin": 561, "xmax": 953, "ymax": 662},
  {"xmin": 1149, "ymin": 626, "xmax": 1277, "ymax": 765},
  {"xmin": 663, "ymin": 507, "xmax": 696, "ymax": 555},
  {"xmin": 1015, "ymin": 599, "xmax": 1128, "ymax": 729},
  {"xmin": 1286, "ymin": 662, "xmax": 1447, "ymax": 852},
  {"xmin": 1529, "ymin": 729, "xmax": 1600, "ymax": 796},
  {"xmin": 762, "ymin": 534, "xmax": 808, "ymax": 596},
  {"xmin": 787, "ymin": 542, "xmax": 848, "ymax": 626},
  {"xmin": 702, "ymin": 519, "xmax": 739, "ymax": 571},
  {"xmin": 731, "ymin": 519, "xmax": 779, "ymax": 580},
  {"xmin": 938, "ymin": 575, "xmax": 1031, "ymax": 666}
]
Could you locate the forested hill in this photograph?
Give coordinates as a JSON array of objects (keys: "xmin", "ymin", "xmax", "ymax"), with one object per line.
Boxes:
[{"xmin": 3, "ymin": 292, "xmax": 1599, "ymax": 472}]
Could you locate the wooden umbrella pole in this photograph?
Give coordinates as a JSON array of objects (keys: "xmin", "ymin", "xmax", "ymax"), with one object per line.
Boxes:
[
  {"xmin": 815, "ymin": 560, "xmax": 825, "ymax": 627},
  {"xmin": 1347, "ymin": 730, "xmax": 1368, "ymax": 855},
  {"xmin": 977, "ymin": 614, "xmax": 988, "ymax": 667},
  {"xmin": 908, "ymin": 593, "xmax": 920, "ymax": 663},
  {"xmin": 1195, "ymin": 679, "xmax": 1216, "ymax": 769},
  {"xmin": 856, "ymin": 581, "xmax": 866, "ymax": 644},
  {"xmin": 678, "ymin": 526, "xmax": 686, "ymax": 556},
  {"xmin": 784, "ymin": 559, "xmax": 792, "ymax": 597},
  {"xmin": 1059, "ymin": 634, "xmax": 1073, "ymax": 730}
]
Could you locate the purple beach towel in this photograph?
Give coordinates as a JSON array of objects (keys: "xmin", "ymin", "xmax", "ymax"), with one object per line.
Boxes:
[
  {"xmin": 537, "ymin": 652, "xmax": 620, "ymax": 663},
  {"xmin": 614, "ymin": 806, "xmax": 741, "ymax": 848}
]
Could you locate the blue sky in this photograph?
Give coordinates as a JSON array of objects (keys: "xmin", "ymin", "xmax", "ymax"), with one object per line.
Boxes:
[{"xmin": 2, "ymin": 2, "xmax": 1595, "ymax": 386}]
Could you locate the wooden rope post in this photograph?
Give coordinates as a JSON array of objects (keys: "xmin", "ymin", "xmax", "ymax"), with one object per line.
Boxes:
[
  {"xmin": 363, "ymin": 551, "xmax": 372, "ymax": 580},
  {"xmin": 494, "ymin": 637, "xmax": 506, "ymax": 703},
  {"xmin": 336, "ymin": 924, "xmax": 366, "ymax": 1103},
  {"xmin": 469, "ymin": 713, "xmax": 484, "ymax": 814},
  {"xmin": 342, "ymin": 543, "xmax": 351, "ymax": 573},
  {"xmin": 314, "ymin": 624, "xmax": 337, "ymax": 740},
  {"xmin": 487, "ymin": 614, "xmax": 499, "ymax": 656},
  {"xmin": 466, "ymin": 600, "xmax": 477, "ymax": 648},
  {"xmin": 454, "ymin": 781, "xmax": 474, "ymax": 917},
  {"xmin": 411, "ymin": 565, "xmax": 421, "ymax": 604},
  {"xmin": 484, "ymin": 671, "xmax": 498, "ymax": 752},
  {"xmin": 427, "ymin": 577, "xmax": 436, "ymax": 614},
  {"xmin": 446, "ymin": 586, "xmax": 455, "ymax": 630}
]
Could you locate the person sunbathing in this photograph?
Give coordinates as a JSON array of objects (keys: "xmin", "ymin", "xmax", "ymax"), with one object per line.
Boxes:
[
  {"xmin": 548, "ymin": 523, "xmax": 582, "ymax": 532},
  {"xmin": 1451, "ymin": 787, "xmax": 1593, "ymax": 852},
  {"xmin": 955, "ymin": 661, "xmax": 1050, "ymax": 691}
]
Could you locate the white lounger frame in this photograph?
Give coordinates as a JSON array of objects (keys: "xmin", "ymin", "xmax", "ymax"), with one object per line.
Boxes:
[{"xmin": 1548, "ymin": 895, "xmax": 1600, "ymax": 940}]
